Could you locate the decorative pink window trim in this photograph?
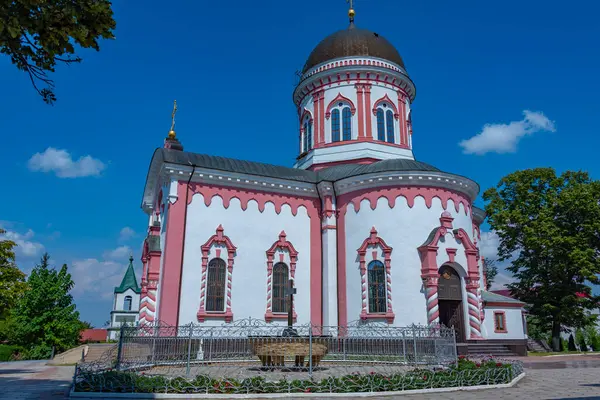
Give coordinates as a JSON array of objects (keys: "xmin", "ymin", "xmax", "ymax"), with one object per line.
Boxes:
[
  {"xmin": 372, "ymin": 94, "xmax": 399, "ymax": 120},
  {"xmin": 265, "ymin": 231, "xmax": 299, "ymax": 323},
  {"xmin": 197, "ymin": 225, "xmax": 237, "ymax": 323},
  {"xmin": 357, "ymin": 227, "xmax": 395, "ymax": 323},
  {"xmin": 494, "ymin": 311, "xmax": 508, "ymax": 333},
  {"xmin": 325, "ymin": 93, "xmax": 357, "ymax": 119}
]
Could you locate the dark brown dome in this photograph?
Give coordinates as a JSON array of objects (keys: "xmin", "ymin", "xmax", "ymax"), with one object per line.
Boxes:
[{"xmin": 302, "ymin": 25, "xmax": 405, "ymax": 73}]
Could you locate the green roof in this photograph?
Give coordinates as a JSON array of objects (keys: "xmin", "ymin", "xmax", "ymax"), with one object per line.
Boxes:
[
  {"xmin": 482, "ymin": 291, "xmax": 524, "ymax": 304},
  {"xmin": 114, "ymin": 256, "xmax": 141, "ymax": 294}
]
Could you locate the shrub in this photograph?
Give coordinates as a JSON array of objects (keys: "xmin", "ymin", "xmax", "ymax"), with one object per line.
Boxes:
[
  {"xmin": 568, "ymin": 334, "xmax": 577, "ymax": 351},
  {"xmin": 0, "ymin": 344, "xmax": 23, "ymax": 361}
]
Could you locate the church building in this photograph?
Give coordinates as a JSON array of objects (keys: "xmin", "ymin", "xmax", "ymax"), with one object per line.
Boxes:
[{"xmin": 137, "ymin": 8, "xmax": 527, "ymax": 353}]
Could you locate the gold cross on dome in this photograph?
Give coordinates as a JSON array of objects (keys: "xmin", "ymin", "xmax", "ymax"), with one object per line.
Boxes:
[
  {"xmin": 347, "ymin": 0, "xmax": 356, "ymax": 22},
  {"xmin": 170, "ymin": 100, "xmax": 178, "ymax": 132}
]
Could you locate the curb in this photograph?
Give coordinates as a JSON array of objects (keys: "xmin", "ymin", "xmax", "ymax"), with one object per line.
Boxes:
[{"xmin": 70, "ymin": 372, "xmax": 525, "ymax": 399}]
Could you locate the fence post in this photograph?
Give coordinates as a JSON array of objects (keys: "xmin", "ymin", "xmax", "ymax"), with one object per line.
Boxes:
[
  {"xmin": 151, "ymin": 324, "xmax": 157, "ymax": 364},
  {"xmin": 402, "ymin": 330, "xmax": 407, "ymax": 364},
  {"xmin": 412, "ymin": 326, "xmax": 417, "ymax": 366},
  {"xmin": 50, "ymin": 346, "xmax": 55, "ymax": 360},
  {"xmin": 186, "ymin": 323, "xmax": 193, "ymax": 377},
  {"xmin": 308, "ymin": 323, "xmax": 313, "ymax": 378},
  {"xmin": 452, "ymin": 327, "xmax": 458, "ymax": 363},
  {"xmin": 115, "ymin": 325, "xmax": 126, "ymax": 371}
]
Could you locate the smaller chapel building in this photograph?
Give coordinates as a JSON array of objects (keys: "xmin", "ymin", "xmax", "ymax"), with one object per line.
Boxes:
[
  {"xmin": 108, "ymin": 256, "xmax": 141, "ymax": 340},
  {"xmin": 137, "ymin": 12, "xmax": 528, "ymax": 354}
]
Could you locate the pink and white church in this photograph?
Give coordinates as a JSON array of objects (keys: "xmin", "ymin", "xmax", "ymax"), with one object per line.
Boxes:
[{"xmin": 136, "ymin": 12, "xmax": 527, "ymax": 353}]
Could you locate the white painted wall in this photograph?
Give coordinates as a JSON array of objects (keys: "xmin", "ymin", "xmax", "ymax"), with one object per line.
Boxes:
[
  {"xmin": 482, "ymin": 307, "xmax": 525, "ymax": 340},
  {"xmin": 343, "ymin": 196, "xmax": 474, "ymax": 327},
  {"xmin": 178, "ymin": 193, "xmax": 313, "ymax": 326},
  {"xmin": 114, "ymin": 289, "xmax": 140, "ymax": 312}
]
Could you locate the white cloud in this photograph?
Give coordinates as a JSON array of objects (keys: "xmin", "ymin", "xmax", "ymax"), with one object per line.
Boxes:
[
  {"xmin": 479, "ymin": 231, "xmax": 500, "ymax": 260},
  {"xmin": 0, "ymin": 227, "xmax": 45, "ymax": 258},
  {"xmin": 489, "ymin": 271, "xmax": 515, "ymax": 290},
  {"xmin": 70, "ymin": 258, "xmax": 127, "ymax": 300},
  {"xmin": 27, "ymin": 147, "xmax": 106, "ymax": 178},
  {"xmin": 103, "ymin": 245, "xmax": 132, "ymax": 261},
  {"xmin": 459, "ymin": 110, "xmax": 556, "ymax": 155},
  {"xmin": 118, "ymin": 227, "xmax": 136, "ymax": 242}
]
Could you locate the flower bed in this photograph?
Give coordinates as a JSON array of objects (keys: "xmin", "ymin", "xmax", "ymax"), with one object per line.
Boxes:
[{"xmin": 74, "ymin": 357, "xmax": 522, "ymax": 395}]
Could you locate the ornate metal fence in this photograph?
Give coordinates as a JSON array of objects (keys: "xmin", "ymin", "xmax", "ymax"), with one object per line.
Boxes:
[{"xmin": 83, "ymin": 319, "xmax": 457, "ymax": 382}]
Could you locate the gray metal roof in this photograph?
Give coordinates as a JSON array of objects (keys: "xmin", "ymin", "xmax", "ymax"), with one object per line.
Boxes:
[
  {"xmin": 142, "ymin": 148, "xmax": 478, "ymax": 210},
  {"xmin": 482, "ymin": 291, "xmax": 524, "ymax": 304},
  {"xmin": 152, "ymin": 148, "xmax": 442, "ymax": 184}
]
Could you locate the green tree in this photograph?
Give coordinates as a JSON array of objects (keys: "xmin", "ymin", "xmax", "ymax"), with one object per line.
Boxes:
[
  {"xmin": 0, "ymin": 229, "xmax": 27, "ymax": 319},
  {"xmin": 484, "ymin": 168, "xmax": 600, "ymax": 351},
  {"xmin": 0, "ymin": 0, "xmax": 116, "ymax": 104},
  {"xmin": 483, "ymin": 258, "xmax": 498, "ymax": 290},
  {"xmin": 10, "ymin": 253, "xmax": 83, "ymax": 358}
]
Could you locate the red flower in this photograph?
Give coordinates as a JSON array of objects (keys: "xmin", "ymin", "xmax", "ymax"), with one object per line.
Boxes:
[
  {"xmin": 475, "ymin": 363, "xmax": 481, "ymax": 368},
  {"xmin": 496, "ymin": 362, "xmax": 503, "ymax": 367},
  {"xmin": 370, "ymin": 371, "xmax": 375, "ymax": 375},
  {"xmin": 423, "ymin": 375, "xmax": 428, "ymax": 381},
  {"xmin": 304, "ymin": 388, "xmax": 312, "ymax": 393},
  {"xmin": 458, "ymin": 355, "xmax": 466, "ymax": 360},
  {"xmin": 141, "ymin": 372, "xmax": 145, "ymax": 375}
]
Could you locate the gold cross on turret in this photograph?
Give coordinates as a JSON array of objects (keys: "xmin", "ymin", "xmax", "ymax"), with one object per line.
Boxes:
[{"xmin": 168, "ymin": 100, "xmax": 177, "ymax": 139}]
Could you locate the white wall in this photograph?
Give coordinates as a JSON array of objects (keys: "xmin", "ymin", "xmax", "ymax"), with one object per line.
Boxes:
[
  {"xmin": 114, "ymin": 289, "xmax": 140, "ymax": 312},
  {"xmin": 343, "ymin": 195, "xmax": 473, "ymax": 327},
  {"xmin": 482, "ymin": 307, "xmax": 525, "ymax": 340},
  {"xmin": 178, "ymin": 193, "xmax": 313, "ymax": 326}
]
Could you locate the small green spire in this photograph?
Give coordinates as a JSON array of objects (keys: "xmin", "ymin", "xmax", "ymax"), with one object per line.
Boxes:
[{"xmin": 114, "ymin": 256, "xmax": 141, "ymax": 294}]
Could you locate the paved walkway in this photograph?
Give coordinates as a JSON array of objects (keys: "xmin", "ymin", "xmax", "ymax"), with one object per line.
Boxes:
[
  {"xmin": 0, "ymin": 360, "xmax": 74, "ymax": 399},
  {"xmin": 1, "ymin": 356, "xmax": 599, "ymax": 399}
]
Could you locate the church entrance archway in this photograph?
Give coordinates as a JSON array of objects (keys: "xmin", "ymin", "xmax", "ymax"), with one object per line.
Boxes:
[{"xmin": 438, "ymin": 265, "xmax": 465, "ymax": 342}]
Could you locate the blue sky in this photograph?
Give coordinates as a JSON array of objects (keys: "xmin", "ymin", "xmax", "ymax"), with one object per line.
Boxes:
[{"xmin": 1, "ymin": 0, "xmax": 599, "ymax": 326}]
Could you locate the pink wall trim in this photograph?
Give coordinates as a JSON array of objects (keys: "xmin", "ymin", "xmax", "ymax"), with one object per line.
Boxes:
[
  {"xmin": 197, "ymin": 225, "xmax": 237, "ymax": 323},
  {"xmin": 317, "ymin": 137, "xmax": 411, "ymax": 150},
  {"xmin": 307, "ymin": 157, "xmax": 379, "ymax": 171},
  {"xmin": 325, "ymin": 93, "xmax": 357, "ymax": 119},
  {"xmin": 319, "ymin": 91, "xmax": 325, "ymax": 145},
  {"xmin": 364, "ymin": 84, "xmax": 373, "ymax": 139},
  {"xmin": 493, "ymin": 311, "xmax": 508, "ymax": 333},
  {"xmin": 265, "ymin": 231, "xmax": 299, "ymax": 323},
  {"xmin": 312, "ymin": 92, "xmax": 321, "ymax": 147},
  {"xmin": 355, "ymin": 84, "xmax": 365, "ymax": 138},
  {"xmin": 357, "ymin": 227, "xmax": 395, "ymax": 323},
  {"xmin": 186, "ymin": 182, "xmax": 319, "ymax": 217},
  {"xmin": 337, "ymin": 205, "xmax": 348, "ymax": 328},
  {"xmin": 156, "ymin": 181, "xmax": 188, "ymax": 326},
  {"xmin": 397, "ymin": 91, "xmax": 408, "ymax": 146},
  {"xmin": 310, "ymin": 207, "xmax": 322, "ymax": 326},
  {"xmin": 338, "ymin": 186, "xmax": 471, "ymax": 216},
  {"xmin": 372, "ymin": 94, "xmax": 399, "ymax": 119}
]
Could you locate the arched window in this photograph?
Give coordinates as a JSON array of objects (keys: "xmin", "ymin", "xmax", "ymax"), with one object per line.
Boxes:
[
  {"xmin": 331, "ymin": 109, "xmax": 340, "ymax": 142},
  {"xmin": 342, "ymin": 107, "xmax": 352, "ymax": 140},
  {"xmin": 376, "ymin": 109, "xmax": 385, "ymax": 141},
  {"xmin": 303, "ymin": 119, "xmax": 313, "ymax": 152},
  {"xmin": 302, "ymin": 122, "xmax": 308, "ymax": 153},
  {"xmin": 367, "ymin": 260, "xmax": 386, "ymax": 313},
  {"xmin": 386, "ymin": 110, "xmax": 395, "ymax": 143},
  {"xmin": 272, "ymin": 262, "xmax": 289, "ymax": 313},
  {"xmin": 206, "ymin": 258, "xmax": 226, "ymax": 312},
  {"xmin": 124, "ymin": 296, "xmax": 132, "ymax": 311}
]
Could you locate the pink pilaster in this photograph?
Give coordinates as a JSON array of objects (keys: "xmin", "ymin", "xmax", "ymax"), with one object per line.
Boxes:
[
  {"xmin": 156, "ymin": 181, "xmax": 187, "ymax": 326},
  {"xmin": 363, "ymin": 84, "xmax": 373, "ymax": 139},
  {"xmin": 397, "ymin": 91, "xmax": 408, "ymax": 147},
  {"xmin": 355, "ymin": 84, "xmax": 365, "ymax": 138}
]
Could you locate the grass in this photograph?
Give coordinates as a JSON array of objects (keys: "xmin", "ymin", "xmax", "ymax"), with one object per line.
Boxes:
[{"xmin": 528, "ymin": 351, "xmax": 584, "ymax": 356}]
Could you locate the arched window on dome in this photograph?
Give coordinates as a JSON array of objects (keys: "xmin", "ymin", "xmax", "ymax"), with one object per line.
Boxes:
[
  {"xmin": 368, "ymin": 260, "xmax": 387, "ymax": 313},
  {"xmin": 386, "ymin": 110, "xmax": 395, "ymax": 143},
  {"xmin": 342, "ymin": 107, "xmax": 352, "ymax": 141},
  {"xmin": 331, "ymin": 109, "xmax": 341, "ymax": 142},
  {"xmin": 374, "ymin": 102, "xmax": 396, "ymax": 144},
  {"xmin": 376, "ymin": 109, "xmax": 385, "ymax": 141},
  {"xmin": 206, "ymin": 258, "xmax": 226, "ymax": 312},
  {"xmin": 272, "ymin": 263, "xmax": 289, "ymax": 313},
  {"xmin": 303, "ymin": 118, "xmax": 313, "ymax": 152}
]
